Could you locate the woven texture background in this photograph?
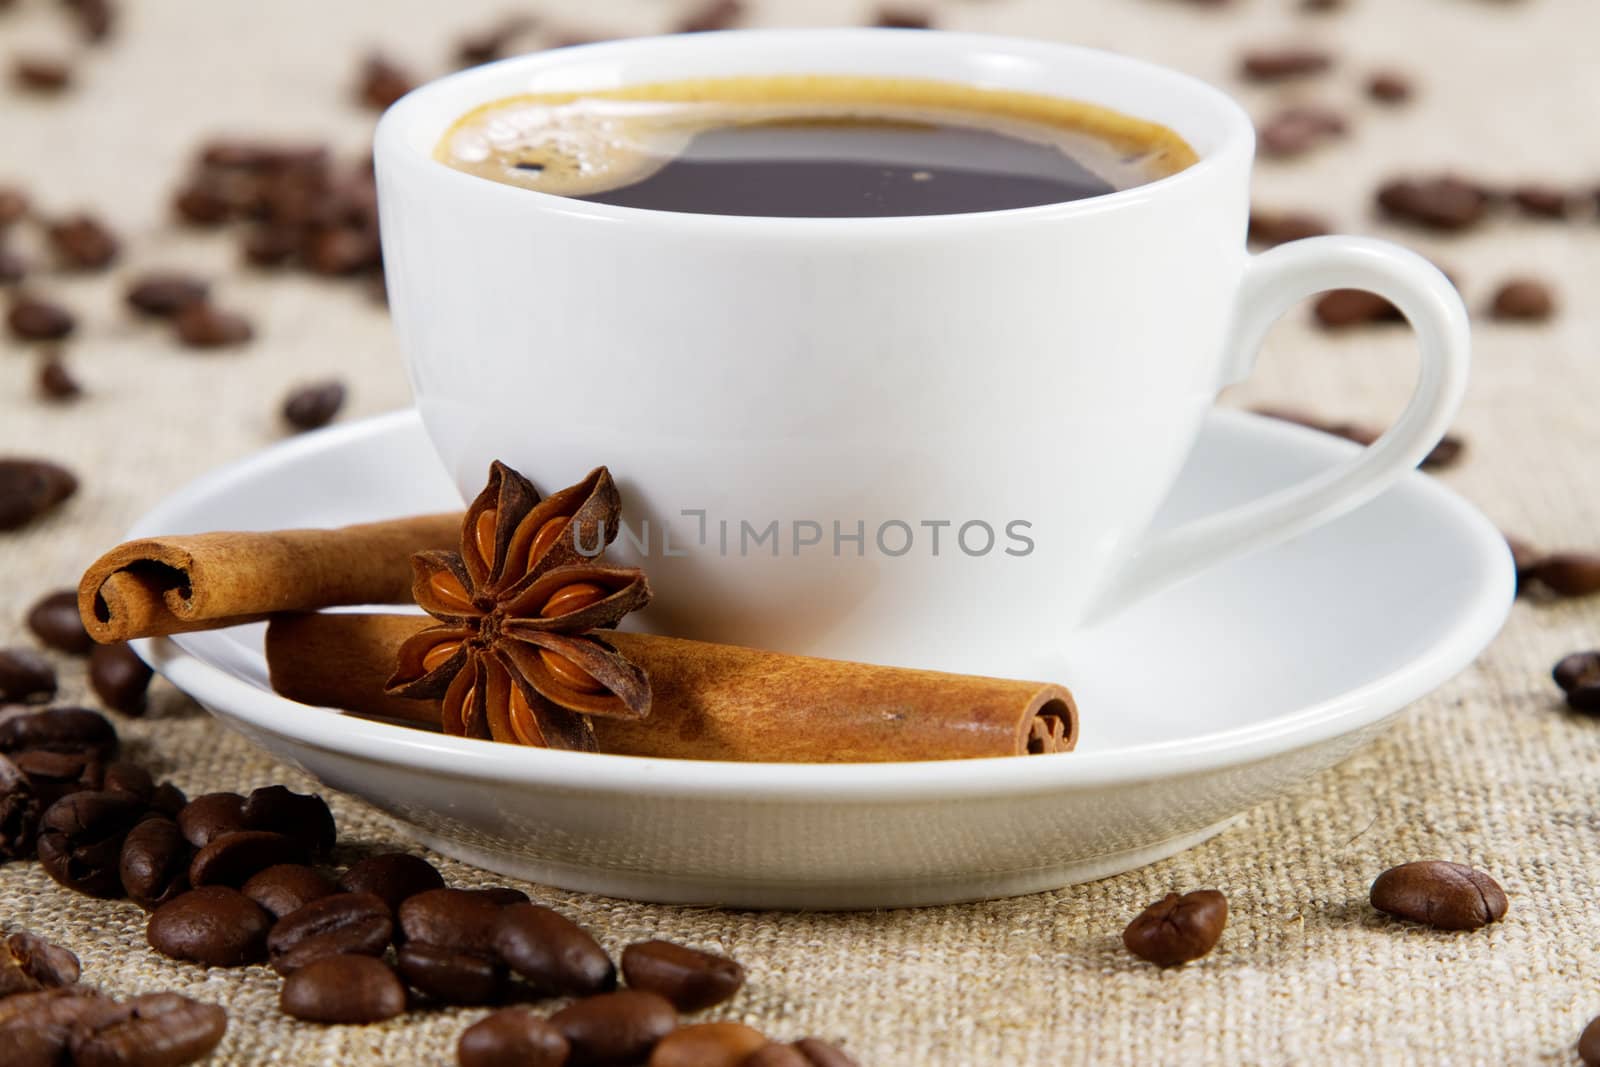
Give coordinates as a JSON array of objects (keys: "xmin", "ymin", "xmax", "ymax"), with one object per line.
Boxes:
[{"xmin": 3, "ymin": 1, "xmax": 1599, "ymax": 1063}]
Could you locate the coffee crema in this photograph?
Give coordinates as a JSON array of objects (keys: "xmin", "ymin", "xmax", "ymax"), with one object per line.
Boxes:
[{"xmin": 435, "ymin": 75, "xmax": 1198, "ymax": 218}]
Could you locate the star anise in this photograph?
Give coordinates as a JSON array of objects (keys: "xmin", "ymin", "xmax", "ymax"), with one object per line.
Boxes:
[{"xmin": 384, "ymin": 462, "xmax": 651, "ymax": 752}]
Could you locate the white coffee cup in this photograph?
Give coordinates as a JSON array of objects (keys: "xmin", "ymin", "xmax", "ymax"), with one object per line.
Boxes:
[{"xmin": 374, "ymin": 29, "xmax": 1469, "ymax": 679}]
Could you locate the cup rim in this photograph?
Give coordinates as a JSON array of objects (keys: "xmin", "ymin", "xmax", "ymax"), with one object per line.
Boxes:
[{"xmin": 374, "ymin": 28, "xmax": 1255, "ymax": 231}]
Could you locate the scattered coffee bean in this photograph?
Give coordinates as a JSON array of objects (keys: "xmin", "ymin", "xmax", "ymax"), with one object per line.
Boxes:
[
  {"xmin": 120, "ymin": 815, "xmax": 192, "ymax": 909},
  {"xmin": 1553, "ymin": 651, "xmax": 1600, "ymax": 714},
  {"xmin": 282, "ymin": 380, "xmax": 347, "ymax": 432},
  {"xmin": 1258, "ymin": 105, "xmax": 1346, "ymax": 159},
  {"xmin": 0, "ymin": 989, "xmax": 126, "ymax": 1064},
  {"xmin": 551, "ymin": 990, "xmax": 677, "ymax": 1067},
  {"xmin": 69, "ymin": 992, "xmax": 227, "ymax": 1067},
  {"xmin": 35, "ymin": 347, "xmax": 82, "ymax": 402},
  {"xmin": 1580, "ymin": 1014, "xmax": 1600, "ymax": 1067},
  {"xmin": 396, "ymin": 941, "xmax": 506, "ymax": 1005},
  {"xmin": 0, "ymin": 753, "xmax": 42, "ymax": 860},
  {"xmin": 1240, "ymin": 46, "xmax": 1332, "ymax": 82},
  {"xmin": 89, "ymin": 641, "xmax": 153, "ymax": 715},
  {"xmin": 101, "ymin": 760, "xmax": 153, "ymax": 802},
  {"xmin": 172, "ymin": 182, "xmax": 231, "ymax": 227},
  {"xmin": 1313, "ymin": 288, "xmax": 1403, "ymax": 329},
  {"xmin": 1301, "ymin": 0, "xmax": 1345, "ymax": 13},
  {"xmin": 12, "ymin": 54, "xmax": 72, "ymax": 93},
  {"xmin": 1488, "ymin": 277, "xmax": 1555, "ymax": 321},
  {"xmin": 1528, "ymin": 553, "xmax": 1600, "ymax": 598},
  {"xmin": 66, "ymin": 0, "xmax": 117, "ymax": 44},
  {"xmin": 302, "ymin": 225, "xmax": 381, "ymax": 275},
  {"xmin": 176, "ymin": 792, "xmax": 247, "ymax": 848},
  {"xmin": 677, "ymin": 0, "xmax": 743, "ymax": 33},
  {"xmin": 173, "ymin": 301, "xmax": 253, "ymax": 348},
  {"xmin": 1248, "ymin": 210, "xmax": 1331, "ymax": 247},
  {"xmin": 37, "ymin": 789, "xmax": 145, "ymax": 897},
  {"xmin": 0, "ymin": 648, "xmax": 56, "ymax": 703},
  {"xmin": 47, "ymin": 214, "xmax": 119, "ymax": 271},
  {"xmin": 241, "ymin": 225, "xmax": 299, "ymax": 267},
  {"xmin": 356, "ymin": 53, "xmax": 415, "ymax": 111},
  {"xmin": 0, "ymin": 458, "xmax": 77, "ymax": 530},
  {"xmin": 0, "ymin": 931, "xmax": 79, "ymax": 996},
  {"xmin": 399, "ymin": 887, "xmax": 507, "ymax": 954},
  {"xmin": 1370, "ymin": 860, "xmax": 1507, "ymax": 930},
  {"xmin": 338, "ymin": 851, "xmax": 444, "ymax": 911},
  {"xmin": 874, "ymin": 6, "xmax": 932, "ymax": 28},
  {"xmin": 280, "ymin": 953, "xmax": 406, "ymax": 1023},
  {"xmin": 240, "ymin": 784, "xmax": 335, "ymax": 855},
  {"xmin": 0, "ymin": 706, "xmax": 116, "ymax": 758},
  {"xmin": 1366, "ymin": 70, "xmax": 1412, "ymax": 104},
  {"xmin": 187, "ymin": 829, "xmax": 305, "ymax": 888},
  {"xmin": 0, "ymin": 246, "xmax": 25, "ymax": 285},
  {"xmin": 454, "ymin": 14, "xmax": 540, "ymax": 67},
  {"xmin": 457, "ymin": 1007, "xmax": 571, "ymax": 1067},
  {"xmin": 1510, "ymin": 185, "xmax": 1571, "ymax": 219},
  {"xmin": 494, "ymin": 902, "xmax": 616, "ymax": 996},
  {"xmin": 12, "ymin": 748, "xmax": 103, "ymax": 806},
  {"xmin": 125, "ymin": 272, "xmax": 209, "ymax": 317},
  {"xmin": 267, "ymin": 891, "xmax": 393, "ymax": 975},
  {"xmin": 147, "ymin": 885, "xmax": 271, "ymax": 966},
  {"xmin": 1122, "ymin": 889, "xmax": 1229, "ymax": 966},
  {"xmin": 1377, "ymin": 176, "xmax": 1491, "ymax": 231},
  {"xmin": 788, "ymin": 1038, "xmax": 860, "ymax": 1067},
  {"xmin": 7, "ymin": 295, "xmax": 75, "ymax": 341},
  {"xmin": 0, "ymin": 186, "xmax": 28, "ymax": 226},
  {"xmin": 649, "ymin": 1022, "xmax": 767, "ymax": 1067},
  {"xmin": 241, "ymin": 862, "xmax": 336, "ymax": 919},
  {"xmin": 149, "ymin": 781, "xmax": 187, "ymax": 818},
  {"xmin": 622, "ymin": 940, "xmax": 746, "ymax": 1012}
]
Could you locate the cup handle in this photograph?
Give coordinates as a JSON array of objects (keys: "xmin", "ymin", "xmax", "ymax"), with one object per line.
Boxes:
[{"xmin": 1084, "ymin": 235, "xmax": 1471, "ymax": 623}]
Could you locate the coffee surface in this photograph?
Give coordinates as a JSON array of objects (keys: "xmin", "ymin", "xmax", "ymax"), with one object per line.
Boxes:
[{"xmin": 436, "ymin": 75, "xmax": 1197, "ymax": 217}]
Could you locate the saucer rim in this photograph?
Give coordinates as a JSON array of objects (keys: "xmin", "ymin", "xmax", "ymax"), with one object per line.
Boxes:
[{"xmin": 134, "ymin": 408, "xmax": 1514, "ymax": 802}]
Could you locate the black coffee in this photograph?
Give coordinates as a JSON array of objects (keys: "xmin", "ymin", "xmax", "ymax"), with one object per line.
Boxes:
[{"xmin": 437, "ymin": 75, "xmax": 1196, "ymax": 218}]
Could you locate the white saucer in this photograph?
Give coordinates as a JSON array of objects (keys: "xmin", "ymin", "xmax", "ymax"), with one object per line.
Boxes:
[{"xmin": 132, "ymin": 410, "xmax": 1513, "ymax": 909}]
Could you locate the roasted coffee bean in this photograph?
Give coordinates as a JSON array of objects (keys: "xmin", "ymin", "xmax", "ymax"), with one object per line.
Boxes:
[
  {"xmin": 120, "ymin": 816, "xmax": 191, "ymax": 909},
  {"xmin": 0, "ymin": 247, "xmax": 25, "ymax": 285},
  {"xmin": 0, "ymin": 989, "xmax": 124, "ymax": 1065},
  {"xmin": 1581, "ymin": 1014, "xmax": 1600, "ymax": 1067},
  {"xmin": 279, "ymin": 954, "xmax": 406, "ymax": 1023},
  {"xmin": 649, "ymin": 1023, "xmax": 767, "ymax": 1067},
  {"xmin": 67, "ymin": 0, "xmax": 116, "ymax": 44},
  {"xmin": 149, "ymin": 782, "xmax": 187, "ymax": 818},
  {"xmin": 1258, "ymin": 105, "xmax": 1346, "ymax": 159},
  {"xmin": 0, "ymin": 706, "xmax": 115, "ymax": 758},
  {"xmin": 1554, "ymin": 651, "xmax": 1600, "ymax": 714},
  {"xmin": 1530, "ymin": 554, "xmax": 1600, "ymax": 598},
  {"xmin": 25, "ymin": 591, "xmax": 91, "ymax": 654},
  {"xmin": 68, "ymin": 991, "xmax": 227, "ymax": 1067},
  {"xmin": 11, "ymin": 749, "xmax": 102, "ymax": 806},
  {"xmin": 1248, "ymin": 210, "xmax": 1330, "ymax": 247},
  {"xmin": 126, "ymin": 272, "xmax": 209, "ymax": 317},
  {"xmin": 494, "ymin": 903, "xmax": 616, "ymax": 996},
  {"xmin": 188, "ymin": 829, "xmax": 305, "ymax": 888},
  {"xmin": 241, "ymin": 225, "xmax": 298, "ymax": 267},
  {"xmin": 622, "ymin": 940, "xmax": 746, "ymax": 1012},
  {"xmin": 1313, "ymin": 288, "xmax": 1403, "ymax": 329},
  {"xmin": 241, "ymin": 863, "xmax": 335, "ymax": 919},
  {"xmin": 1376, "ymin": 176, "xmax": 1490, "ymax": 231},
  {"xmin": 147, "ymin": 885, "xmax": 271, "ymax": 966},
  {"xmin": 789, "ymin": 1038, "xmax": 861, "ymax": 1067},
  {"xmin": 1488, "ymin": 278, "xmax": 1555, "ymax": 321},
  {"xmin": 282, "ymin": 380, "xmax": 346, "ymax": 432},
  {"xmin": 470, "ymin": 886, "xmax": 531, "ymax": 907},
  {"xmin": 454, "ymin": 14, "xmax": 539, "ymax": 67},
  {"xmin": 356, "ymin": 53, "xmax": 415, "ymax": 110},
  {"xmin": 1240, "ymin": 46, "xmax": 1332, "ymax": 82},
  {"xmin": 267, "ymin": 891, "xmax": 393, "ymax": 975},
  {"xmin": 552, "ymin": 990, "xmax": 677, "ymax": 1067},
  {"xmin": 1122, "ymin": 889, "xmax": 1229, "ymax": 967},
  {"xmin": 0, "ymin": 649, "xmax": 55, "ymax": 703},
  {"xmin": 47, "ymin": 214, "xmax": 119, "ymax": 271},
  {"xmin": 172, "ymin": 182, "xmax": 231, "ymax": 227},
  {"xmin": 176, "ymin": 792, "xmax": 246, "ymax": 847},
  {"xmin": 395, "ymin": 941, "xmax": 504, "ymax": 1004},
  {"xmin": 1510, "ymin": 185, "xmax": 1571, "ymax": 219},
  {"xmin": 0, "ymin": 753, "xmax": 41, "ymax": 860},
  {"xmin": 1367, "ymin": 70, "xmax": 1412, "ymax": 104},
  {"xmin": 0, "ymin": 931, "xmax": 80, "ymax": 996},
  {"xmin": 457, "ymin": 1007, "xmax": 570, "ymax": 1067},
  {"xmin": 0, "ymin": 458, "xmax": 77, "ymax": 529},
  {"xmin": 301, "ymin": 225, "xmax": 381, "ymax": 275},
  {"xmin": 676, "ymin": 0, "xmax": 743, "ymax": 32},
  {"xmin": 101, "ymin": 761, "xmax": 153, "ymax": 803},
  {"xmin": 240, "ymin": 784, "xmax": 335, "ymax": 855},
  {"xmin": 0, "ymin": 186, "xmax": 27, "ymax": 226},
  {"xmin": 173, "ymin": 302, "xmax": 253, "ymax": 348},
  {"xmin": 89, "ymin": 642, "xmax": 153, "ymax": 715},
  {"xmin": 399, "ymin": 888, "xmax": 508, "ymax": 954},
  {"xmin": 198, "ymin": 140, "xmax": 327, "ymax": 172},
  {"xmin": 1370, "ymin": 860, "xmax": 1507, "ymax": 930},
  {"xmin": 6, "ymin": 296, "xmax": 74, "ymax": 342},
  {"xmin": 874, "ymin": 6, "xmax": 932, "ymax": 28},
  {"xmin": 339, "ymin": 851, "xmax": 444, "ymax": 911},
  {"xmin": 12, "ymin": 54, "xmax": 72, "ymax": 92},
  {"xmin": 37, "ymin": 790, "xmax": 145, "ymax": 897}
]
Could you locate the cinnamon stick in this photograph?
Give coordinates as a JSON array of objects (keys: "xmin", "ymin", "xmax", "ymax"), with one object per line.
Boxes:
[
  {"xmin": 266, "ymin": 613, "xmax": 1078, "ymax": 762},
  {"xmin": 78, "ymin": 514, "xmax": 462, "ymax": 643}
]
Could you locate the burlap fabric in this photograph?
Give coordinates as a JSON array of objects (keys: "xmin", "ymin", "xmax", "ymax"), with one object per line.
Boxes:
[{"xmin": 3, "ymin": 1, "xmax": 1597, "ymax": 1063}]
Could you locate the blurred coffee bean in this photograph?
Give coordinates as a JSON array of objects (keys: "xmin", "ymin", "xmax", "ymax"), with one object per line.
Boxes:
[
  {"xmin": 89, "ymin": 641, "xmax": 153, "ymax": 715},
  {"xmin": 1554, "ymin": 651, "xmax": 1600, "ymax": 714},
  {"xmin": 47, "ymin": 214, "xmax": 119, "ymax": 271},
  {"xmin": 0, "ymin": 753, "xmax": 42, "ymax": 860},
  {"xmin": 0, "ymin": 990, "xmax": 125, "ymax": 1064},
  {"xmin": 147, "ymin": 886, "xmax": 271, "ymax": 966},
  {"xmin": 356, "ymin": 53, "xmax": 415, "ymax": 110},
  {"xmin": 119, "ymin": 816, "xmax": 191, "ymax": 909},
  {"xmin": 790, "ymin": 1038, "xmax": 861, "ymax": 1067},
  {"xmin": 1122, "ymin": 889, "xmax": 1228, "ymax": 967},
  {"xmin": 0, "ymin": 246, "xmax": 25, "ymax": 285},
  {"xmin": 283, "ymin": 381, "xmax": 347, "ymax": 432},
  {"xmin": 676, "ymin": 0, "xmax": 743, "ymax": 32},
  {"xmin": 1313, "ymin": 288, "xmax": 1403, "ymax": 329},
  {"xmin": 36, "ymin": 354, "xmax": 83, "ymax": 402},
  {"xmin": 0, "ymin": 186, "xmax": 27, "ymax": 225},
  {"xmin": 1488, "ymin": 277, "xmax": 1555, "ymax": 321},
  {"xmin": 280, "ymin": 954, "xmax": 406, "ymax": 1023},
  {"xmin": 176, "ymin": 792, "xmax": 247, "ymax": 848},
  {"xmin": 0, "ymin": 931, "xmax": 79, "ymax": 996},
  {"xmin": 149, "ymin": 781, "xmax": 186, "ymax": 818},
  {"xmin": 1370, "ymin": 860, "xmax": 1507, "ymax": 930},
  {"xmin": 198, "ymin": 140, "xmax": 327, "ymax": 172},
  {"xmin": 173, "ymin": 302, "xmax": 253, "ymax": 348},
  {"xmin": 37, "ymin": 789, "xmax": 145, "ymax": 897},
  {"xmin": 268, "ymin": 891, "xmax": 393, "ymax": 975},
  {"xmin": 188, "ymin": 829, "xmax": 305, "ymax": 888},
  {"xmin": 399, "ymin": 888, "xmax": 507, "ymax": 953},
  {"xmin": 494, "ymin": 902, "xmax": 616, "ymax": 997},
  {"xmin": 649, "ymin": 1022, "xmax": 767, "ymax": 1067},
  {"xmin": 241, "ymin": 862, "xmax": 335, "ymax": 919},
  {"xmin": 457, "ymin": 1007, "xmax": 571, "ymax": 1067},
  {"xmin": 339, "ymin": 851, "xmax": 444, "ymax": 911},
  {"xmin": 622, "ymin": 940, "xmax": 745, "ymax": 1012},
  {"xmin": 0, "ymin": 458, "xmax": 77, "ymax": 529},
  {"xmin": 1528, "ymin": 554, "xmax": 1600, "ymax": 598},
  {"xmin": 1258, "ymin": 105, "xmax": 1346, "ymax": 159},
  {"xmin": 1248, "ymin": 210, "xmax": 1330, "ymax": 247},
  {"xmin": 302, "ymin": 226, "xmax": 381, "ymax": 275},
  {"xmin": 0, "ymin": 648, "xmax": 56, "ymax": 703},
  {"xmin": 241, "ymin": 225, "xmax": 298, "ymax": 267},
  {"xmin": 69, "ymin": 992, "xmax": 227, "ymax": 1067},
  {"xmin": 126, "ymin": 272, "xmax": 209, "ymax": 317},
  {"xmin": 1366, "ymin": 70, "xmax": 1413, "ymax": 104},
  {"xmin": 172, "ymin": 182, "xmax": 231, "ymax": 227},
  {"xmin": 1376, "ymin": 176, "xmax": 1490, "ymax": 231},
  {"xmin": 454, "ymin": 14, "xmax": 540, "ymax": 67},
  {"xmin": 552, "ymin": 990, "xmax": 677, "ymax": 1067},
  {"xmin": 13, "ymin": 748, "xmax": 102, "ymax": 806},
  {"xmin": 65, "ymin": 0, "xmax": 117, "ymax": 43},
  {"xmin": 874, "ymin": 6, "xmax": 932, "ymax": 28},
  {"xmin": 7, "ymin": 295, "xmax": 75, "ymax": 341},
  {"xmin": 1581, "ymin": 1014, "xmax": 1600, "ymax": 1067},
  {"xmin": 1510, "ymin": 185, "xmax": 1572, "ymax": 219},
  {"xmin": 241, "ymin": 784, "xmax": 335, "ymax": 855},
  {"xmin": 12, "ymin": 54, "xmax": 72, "ymax": 93},
  {"xmin": 1240, "ymin": 46, "xmax": 1332, "ymax": 82},
  {"xmin": 396, "ymin": 942, "xmax": 505, "ymax": 1005},
  {"xmin": 0, "ymin": 706, "xmax": 116, "ymax": 757},
  {"xmin": 101, "ymin": 760, "xmax": 153, "ymax": 803}
]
